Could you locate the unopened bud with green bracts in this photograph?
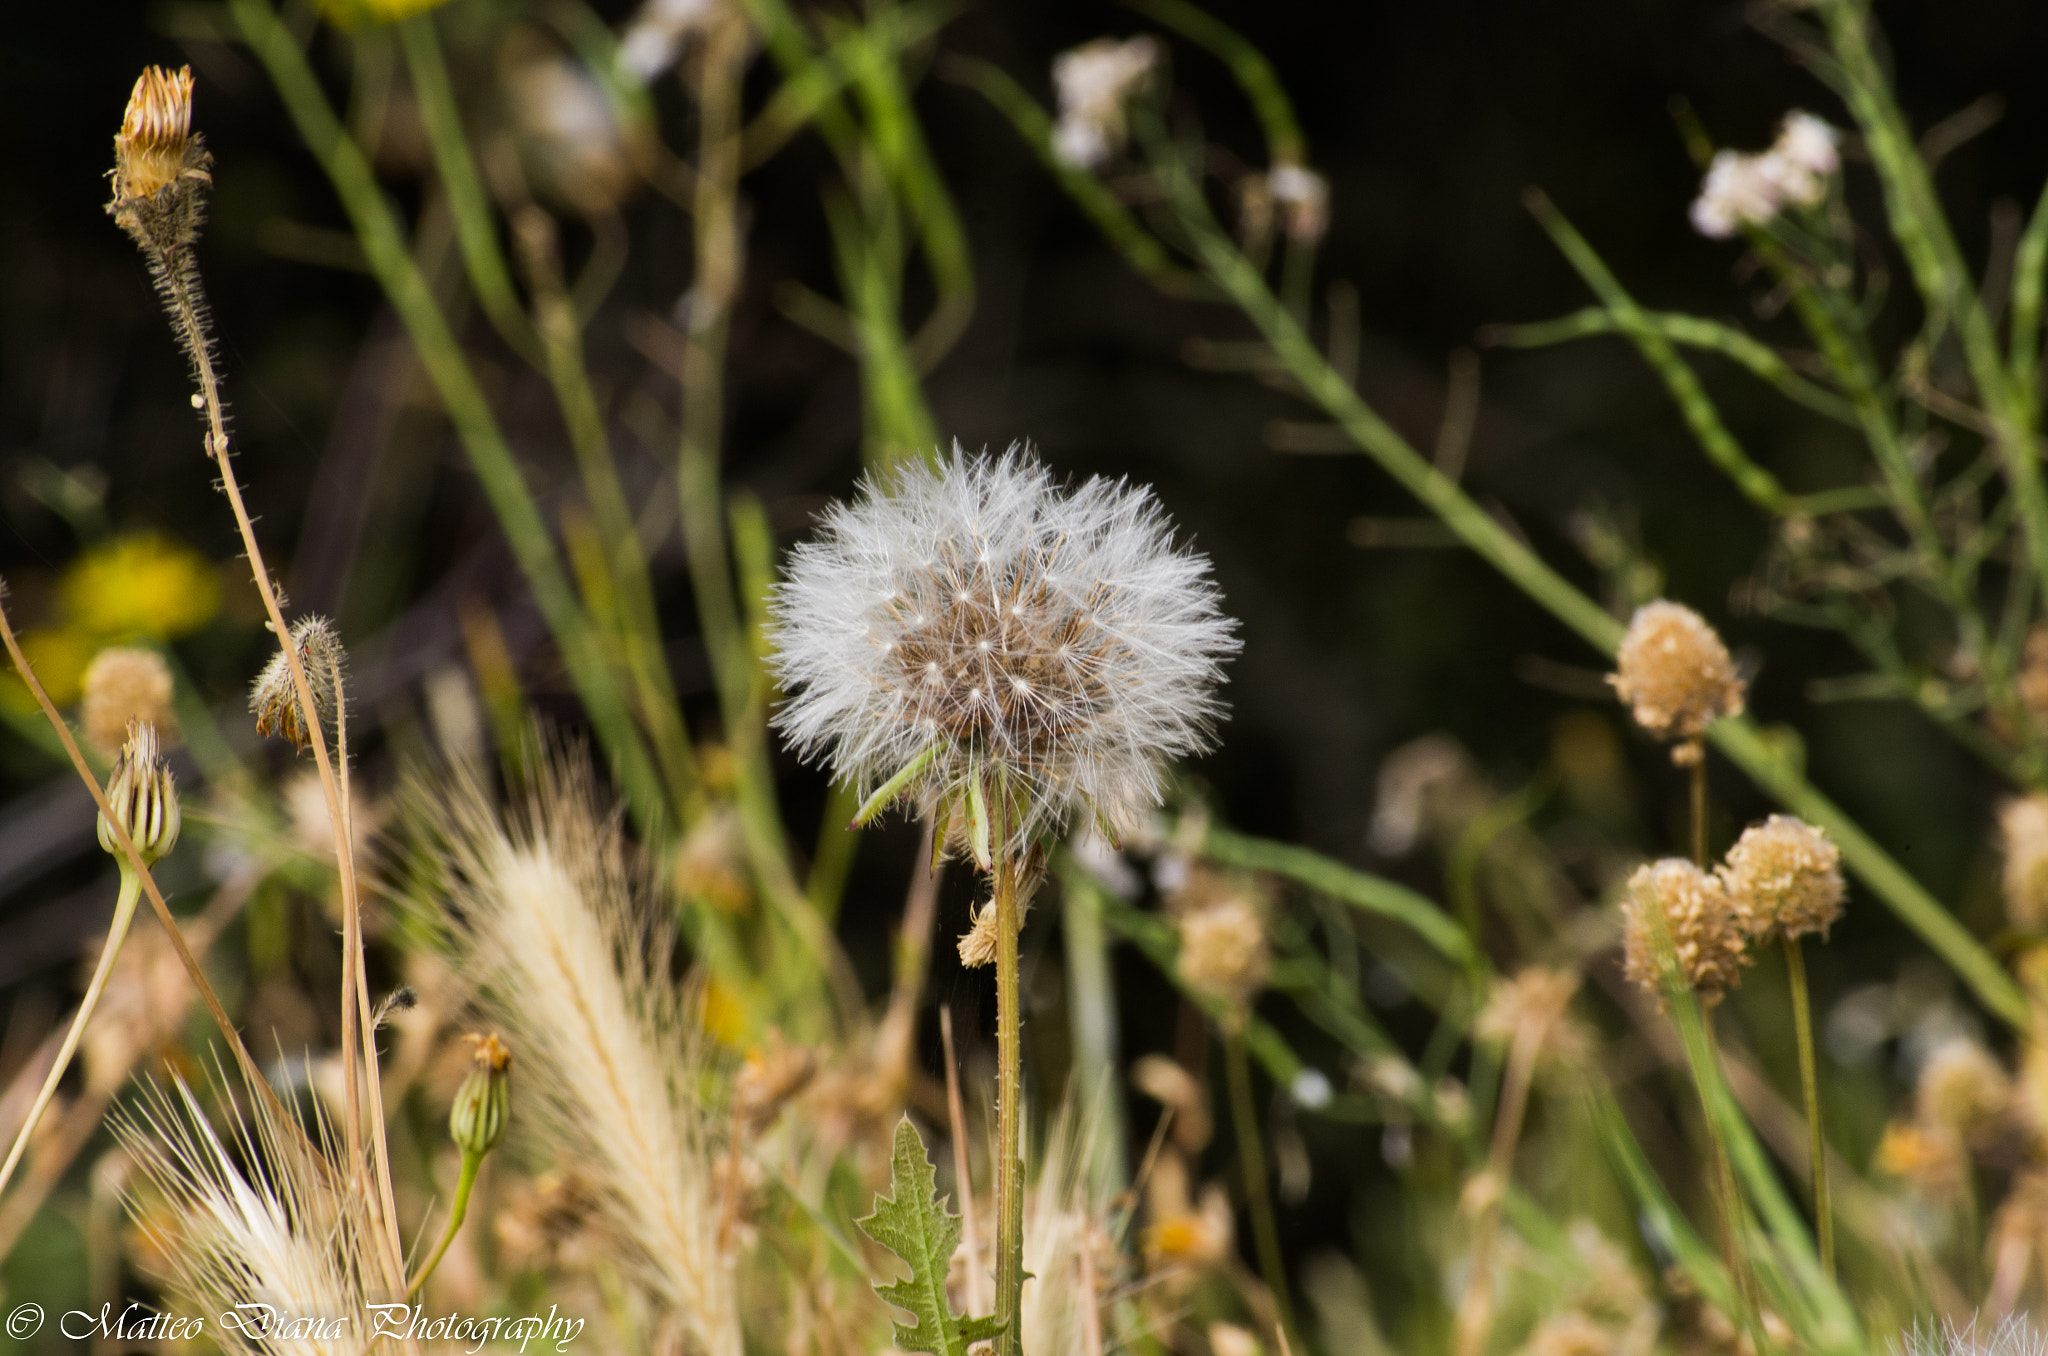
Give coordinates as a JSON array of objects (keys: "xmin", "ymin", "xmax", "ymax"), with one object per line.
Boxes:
[
  {"xmin": 97, "ymin": 720, "xmax": 180, "ymax": 867},
  {"xmin": 450, "ymin": 1032, "xmax": 511, "ymax": 1158}
]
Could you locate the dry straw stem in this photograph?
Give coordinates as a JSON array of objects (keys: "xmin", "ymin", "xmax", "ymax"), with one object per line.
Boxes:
[{"xmin": 422, "ymin": 753, "xmax": 741, "ymax": 1356}]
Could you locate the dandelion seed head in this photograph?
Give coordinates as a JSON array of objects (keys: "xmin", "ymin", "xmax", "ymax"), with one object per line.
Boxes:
[
  {"xmin": 1620, "ymin": 858, "xmax": 1749, "ymax": 1006},
  {"xmin": 1609, "ymin": 601, "xmax": 1745, "ymax": 747},
  {"xmin": 770, "ymin": 446, "xmax": 1237, "ymax": 859},
  {"xmin": 1721, "ymin": 814, "xmax": 1845, "ymax": 942}
]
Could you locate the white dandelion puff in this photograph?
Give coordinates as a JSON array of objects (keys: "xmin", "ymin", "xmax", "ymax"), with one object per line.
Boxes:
[{"xmin": 769, "ymin": 444, "xmax": 1238, "ymax": 860}]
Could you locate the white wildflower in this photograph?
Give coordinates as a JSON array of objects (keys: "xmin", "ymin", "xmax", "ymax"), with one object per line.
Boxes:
[
  {"xmin": 770, "ymin": 445, "xmax": 1237, "ymax": 862},
  {"xmin": 1690, "ymin": 111, "xmax": 1840, "ymax": 238},
  {"xmin": 1772, "ymin": 110, "xmax": 1842, "ymax": 186},
  {"xmin": 618, "ymin": 0, "xmax": 723, "ymax": 83},
  {"xmin": 1051, "ymin": 36, "xmax": 1162, "ymax": 168},
  {"xmin": 1268, "ymin": 163, "xmax": 1330, "ymax": 243}
]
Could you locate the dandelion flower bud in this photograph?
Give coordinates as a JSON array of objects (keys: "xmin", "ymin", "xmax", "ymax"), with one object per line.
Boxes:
[
  {"xmin": 251, "ymin": 617, "xmax": 345, "ymax": 750},
  {"xmin": 1177, "ymin": 894, "xmax": 1269, "ymax": 1016},
  {"xmin": 98, "ymin": 721, "xmax": 180, "ymax": 867},
  {"xmin": 80, "ymin": 646, "xmax": 176, "ymax": 757},
  {"xmin": 771, "ymin": 447, "xmax": 1237, "ymax": 865},
  {"xmin": 1720, "ymin": 814, "xmax": 1846, "ymax": 942},
  {"xmin": 1609, "ymin": 601, "xmax": 1745, "ymax": 751},
  {"xmin": 2001, "ymin": 793, "xmax": 2048, "ymax": 929},
  {"xmin": 1915, "ymin": 1039, "xmax": 2011, "ymax": 1141},
  {"xmin": 451, "ymin": 1033, "xmax": 512, "ymax": 1158},
  {"xmin": 1620, "ymin": 858, "xmax": 1749, "ymax": 1007},
  {"xmin": 107, "ymin": 66, "xmax": 212, "ymax": 259}
]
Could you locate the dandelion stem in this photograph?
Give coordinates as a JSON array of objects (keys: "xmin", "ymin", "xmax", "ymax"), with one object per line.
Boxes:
[
  {"xmin": 994, "ymin": 833, "xmax": 1026, "ymax": 1356},
  {"xmin": 405, "ymin": 1148, "xmax": 482, "ymax": 1300},
  {"xmin": 0, "ymin": 869, "xmax": 141, "ymax": 1202},
  {"xmin": 1783, "ymin": 934, "xmax": 1834, "ymax": 1276},
  {"xmin": 1225, "ymin": 1025, "xmax": 1298, "ymax": 1348}
]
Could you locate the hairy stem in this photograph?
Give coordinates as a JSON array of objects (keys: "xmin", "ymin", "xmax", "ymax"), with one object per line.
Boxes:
[
  {"xmin": 994, "ymin": 843, "xmax": 1025, "ymax": 1356},
  {"xmin": 1784, "ymin": 935, "xmax": 1834, "ymax": 1276}
]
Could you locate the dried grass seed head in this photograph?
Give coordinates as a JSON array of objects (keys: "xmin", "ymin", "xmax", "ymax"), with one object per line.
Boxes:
[
  {"xmin": 251, "ymin": 617, "xmax": 344, "ymax": 750},
  {"xmin": 1609, "ymin": 601, "xmax": 1745, "ymax": 748},
  {"xmin": 2002, "ymin": 793, "xmax": 2048, "ymax": 929},
  {"xmin": 1721, "ymin": 814, "xmax": 1846, "ymax": 942},
  {"xmin": 771, "ymin": 447, "xmax": 1238, "ymax": 864},
  {"xmin": 1620, "ymin": 858, "xmax": 1749, "ymax": 1006},
  {"xmin": 108, "ymin": 66, "xmax": 212, "ymax": 258},
  {"xmin": 81, "ymin": 645, "xmax": 175, "ymax": 756}
]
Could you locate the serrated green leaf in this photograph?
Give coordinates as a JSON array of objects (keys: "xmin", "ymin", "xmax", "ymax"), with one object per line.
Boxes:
[{"xmin": 856, "ymin": 1117, "xmax": 1005, "ymax": 1356}]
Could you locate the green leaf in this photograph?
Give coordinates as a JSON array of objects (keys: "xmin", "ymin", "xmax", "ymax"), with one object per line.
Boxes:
[{"xmin": 856, "ymin": 1117, "xmax": 1004, "ymax": 1356}]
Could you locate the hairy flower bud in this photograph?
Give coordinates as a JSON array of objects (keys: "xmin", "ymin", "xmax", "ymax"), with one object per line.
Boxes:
[
  {"xmin": 107, "ymin": 66, "xmax": 212, "ymax": 259},
  {"xmin": 97, "ymin": 721, "xmax": 180, "ymax": 867},
  {"xmin": 1720, "ymin": 815, "xmax": 1846, "ymax": 942},
  {"xmin": 1620, "ymin": 858, "xmax": 1749, "ymax": 1007},
  {"xmin": 1609, "ymin": 601, "xmax": 1745, "ymax": 751},
  {"xmin": 251, "ymin": 617, "xmax": 345, "ymax": 750},
  {"xmin": 451, "ymin": 1033, "xmax": 512, "ymax": 1158}
]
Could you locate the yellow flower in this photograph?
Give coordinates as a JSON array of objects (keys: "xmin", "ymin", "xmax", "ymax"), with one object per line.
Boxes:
[
  {"xmin": 698, "ymin": 978, "xmax": 748, "ymax": 1047},
  {"xmin": 61, "ymin": 533, "xmax": 219, "ymax": 641},
  {"xmin": 313, "ymin": 0, "xmax": 453, "ymax": 27},
  {"xmin": 12, "ymin": 628, "xmax": 96, "ymax": 707}
]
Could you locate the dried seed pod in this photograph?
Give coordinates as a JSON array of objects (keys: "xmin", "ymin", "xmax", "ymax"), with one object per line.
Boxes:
[
  {"xmin": 250, "ymin": 617, "xmax": 344, "ymax": 750},
  {"xmin": 1609, "ymin": 601, "xmax": 1745, "ymax": 752},
  {"xmin": 1720, "ymin": 814, "xmax": 1846, "ymax": 942},
  {"xmin": 1620, "ymin": 858, "xmax": 1749, "ymax": 1007}
]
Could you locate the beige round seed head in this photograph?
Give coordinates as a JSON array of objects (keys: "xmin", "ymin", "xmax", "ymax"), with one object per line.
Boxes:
[
  {"xmin": 1620, "ymin": 858, "xmax": 1749, "ymax": 1006},
  {"xmin": 1721, "ymin": 814, "xmax": 1845, "ymax": 942},
  {"xmin": 80, "ymin": 646, "xmax": 175, "ymax": 756},
  {"xmin": 1177, "ymin": 894, "xmax": 1269, "ymax": 1015},
  {"xmin": 1474, "ymin": 966, "xmax": 1590, "ymax": 1066},
  {"xmin": 1915, "ymin": 1039, "xmax": 2011, "ymax": 1139},
  {"xmin": 2002, "ymin": 793, "xmax": 2048, "ymax": 929},
  {"xmin": 1609, "ymin": 601, "xmax": 1745, "ymax": 745}
]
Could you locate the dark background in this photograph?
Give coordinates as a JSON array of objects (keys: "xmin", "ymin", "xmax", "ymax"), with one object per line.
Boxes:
[{"xmin": 3, "ymin": 0, "xmax": 2045, "ymax": 1304}]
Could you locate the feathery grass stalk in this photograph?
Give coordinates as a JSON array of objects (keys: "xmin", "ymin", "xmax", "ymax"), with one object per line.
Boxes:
[
  {"xmin": 994, "ymin": 825, "xmax": 1027, "ymax": 1356},
  {"xmin": 0, "ymin": 871, "xmax": 140, "ymax": 1201},
  {"xmin": 1224, "ymin": 1025, "xmax": 1298, "ymax": 1348},
  {"xmin": 1783, "ymin": 935, "xmax": 1834, "ymax": 1276},
  {"xmin": 232, "ymin": 0, "xmax": 668, "ymax": 835}
]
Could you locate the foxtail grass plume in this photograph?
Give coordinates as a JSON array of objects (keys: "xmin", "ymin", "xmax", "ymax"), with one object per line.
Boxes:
[
  {"xmin": 80, "ymin": 646, "xmax": 175, "ymax": 756},
  {"xmin": 1894, "ymin": 1317, "xmax": 2048, "ymax": 1356},
  {"xmin": 422, "ymin": 752, "xmax": 741, "ymax": 1356},
  {"xmin": 1609, "ymin": 601, "xmax": 1745, "ymax": 759},
  {"xmin": 2002, "ymin": 793, "xmax": 2048, "ymax": 929},
  {"xmin": 251, "ymin": 617, "xmax": 345, "ymax": 750},
  {"xmin": 771, "ymin": 447, "xmax": 1237, "ymax": 864},
  {"xmin": 98, "ymin": 720, "xmax": 180, "ymax": 866},
  {"xmin": 1721, "ymin": 814, "xmax": 1846, "ymax": 942},
  {"xmin": 114, "ymin": 1070, "xmax": 375, "ymax": 1356},
  {"xmin": 1051, "ymin": 37, "xmax": 1162, "ymax": 169},
  {"xmin": 1620, "ymin": 858, "xmax": 1749, "ymax": 1006}
]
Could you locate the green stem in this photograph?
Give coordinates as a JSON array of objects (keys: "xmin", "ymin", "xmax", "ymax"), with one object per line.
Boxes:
[
  {"xmin": 993, "ymin": 843, "xmax": 1025, "ymax": 1356},
  {"xmin": 0, "ymin": 869, "xmax": 142, "ymax": 1201},
  {"xmin": 1783, "ymin": 935, "xmax": 1833, "ymax": 1277},
  {"xmin": 1059, "ymin": 860, "xmax": 1128, "ymax": 1201},
  {"xmin": 1698, "ymin": 1017, "xmax": 1764, "ymax": 1348},
  {"xmin": 1690, "ymin": 754, "xmax": 1708, "ymax": 869},
  {"xmin": 233, "ymin": 0, "xmax": 668, "ymax": 835},
  {"xmin": 1225, "ymin": 1026, "xmax": 1298, "ymax": 1347},
  {"xmin": 406, "ymin": 1148, "xmax": 482, "ymax": 1299}
]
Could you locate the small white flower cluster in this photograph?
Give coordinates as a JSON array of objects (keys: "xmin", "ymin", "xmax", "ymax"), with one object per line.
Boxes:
[
  {"xmin": 1051, "ymin": 36, "xmax": 1162, "ymax": 169},
  {"xmin": 771, "ymin": 445, "xmax": 1237, "ymax": 860},
  {"xmin": 1689, "ymin": 111, "xmax": 1841, "ymax": 239},
  {"xmin": 617, "ymin": 0, "xmax": 724, "ymax": 83},
  {"xmin": 1259, "ymin": 163, "xmax": 1330, "ymax": 244}
]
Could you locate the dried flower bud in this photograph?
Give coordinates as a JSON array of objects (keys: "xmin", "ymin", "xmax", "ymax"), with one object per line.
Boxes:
[
  {"xmin": 1177, "ymin": 894, "xmax": 1269, "ymax": 1016},
  {"xmin": 957, "ymin": 901, "xmax": 999, "ymax": 969},
  {"xmin": 1620, "ymin": 858, "xmax": 1749, "ymax": 1007},
  {"xmin": 2002, "ymin": 793, "xmax": 2048, "ymax": 929},
  {"xmin": 80, "ymin": 646, "xmax": 175, "ymax": 756},
  {"xmin": 98, "ymin": 721, "xmax": 180, "ymax": 867},
  {"xmin": 251, "ymin": 617, "xmax": 344, "ymax": 750},
  {"xmin": 1720, "ymin": 815, "xmax": 1845, "ymax": 942},
  {"xmin": 107, "ymin": 67, "xmax": 212, "ymax": 259},
  {"xmin": 1610, "ymin": 602, "xmax": 1745, "ymax": 750},
  {"xmin": 451, "ymin": 1033, "xmax": 512, "ymax": 1158},
  {"xmin": 1915, "ymin": 1039, "xmax": 2011, "ymax": 1140}
]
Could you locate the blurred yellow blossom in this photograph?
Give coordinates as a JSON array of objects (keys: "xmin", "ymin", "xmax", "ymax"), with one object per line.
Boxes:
[
  {"xmin": 313, "ymin": 0, "xmax": 454, "ymax": 27},
  {"xmin": 60, "ymin": 532, "xmax": 219, "ymax": 642}
]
